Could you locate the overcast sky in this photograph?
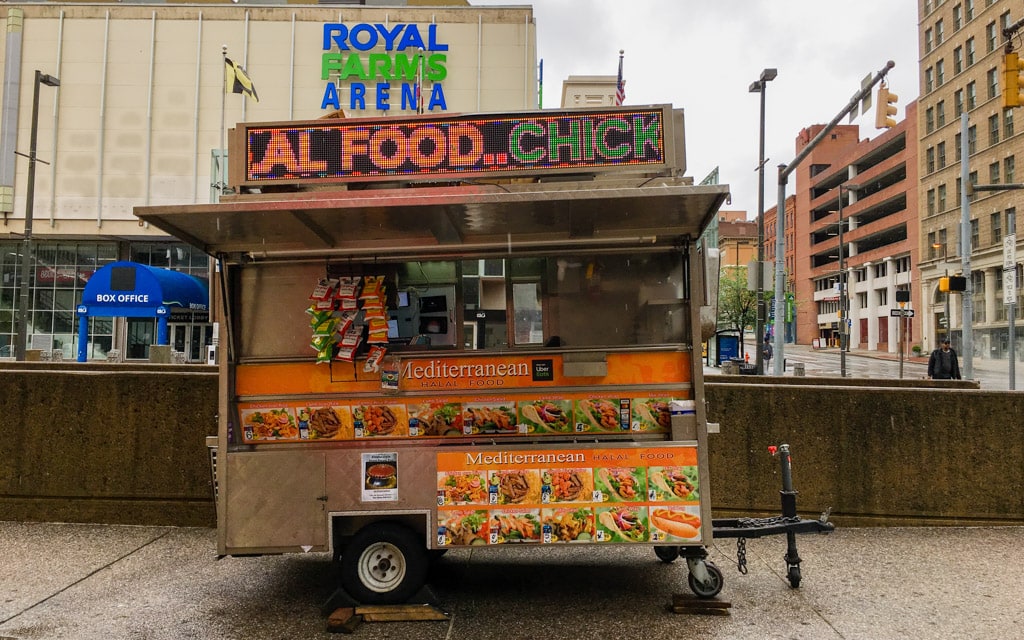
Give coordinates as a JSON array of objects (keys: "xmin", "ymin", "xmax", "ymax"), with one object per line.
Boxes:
[{"xmin": 475, "ymin": 1, "xmax": 920, "ymax": 218}]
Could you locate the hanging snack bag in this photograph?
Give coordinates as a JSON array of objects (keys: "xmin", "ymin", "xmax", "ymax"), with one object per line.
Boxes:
[{"xmin": 309, "ymin": 278, "xmax": 337, "ymax": 302}]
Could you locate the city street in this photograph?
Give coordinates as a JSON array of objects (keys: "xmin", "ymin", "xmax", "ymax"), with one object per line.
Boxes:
[{"xmin": 707, "ymin": 342, "xmax": 1021, "ymax": 390}]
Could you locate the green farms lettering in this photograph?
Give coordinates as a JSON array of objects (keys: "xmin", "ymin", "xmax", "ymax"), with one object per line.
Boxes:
[
  {"xmin": 321, "ymin": 23, "xmax": 448, "ymax": 112},
  {"xmin": 244, "ymin": 110, "xmax": 665, "ymax": 183}
]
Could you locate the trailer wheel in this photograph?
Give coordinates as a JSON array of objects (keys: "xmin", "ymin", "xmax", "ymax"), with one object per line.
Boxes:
[
  {"xmin": 340, "ymin": 523, "xmax": 428, "ymax": 605},
  {"xmin": 654, "ymin": 545, "xmax": 680, "ymax": 563},
  {"xmin": 787, "ymin": 564, "xmax": 802, "ymax": 588},
  {"xmin": 687, "ymin": 562, "xmax": 724, "ymax": 599}
]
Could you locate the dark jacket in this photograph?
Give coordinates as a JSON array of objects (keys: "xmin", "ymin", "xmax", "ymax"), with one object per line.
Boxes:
[{"xmin": 928, "ymin": 346, "xmax": 961, "ymax": 379}]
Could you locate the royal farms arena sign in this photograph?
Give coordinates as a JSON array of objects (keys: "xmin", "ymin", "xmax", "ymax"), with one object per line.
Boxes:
[{"xmin": 320, "ymin": 22, "xmax": 449, "ymax": 112}]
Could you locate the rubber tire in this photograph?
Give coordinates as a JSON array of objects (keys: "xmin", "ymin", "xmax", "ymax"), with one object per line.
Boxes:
[
  {"xmin": 340, "ymin": 522, "xmax": 428, "ymax": 605},
  {"xmin": 654, "ymin": 545, "xmax": 680, "ymax": 563},
  {"xmin": 787, "ymin": 565, "xmax": 802, "ymax": 588},
  {"xmin": 687, "ymin": 562, "xmax": 724, "ymax": 599}
]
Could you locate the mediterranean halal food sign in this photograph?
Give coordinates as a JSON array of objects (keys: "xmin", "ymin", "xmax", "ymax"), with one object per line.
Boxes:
[{"xmin": 238, "ymin": 107, "xmax": 670, "ymax": 186}]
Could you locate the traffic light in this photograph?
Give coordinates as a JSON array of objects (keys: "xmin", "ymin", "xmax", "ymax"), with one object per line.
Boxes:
[
  {"xmin": 875, "ymin": 85, "xmax": 898, "ymax": 129},
  {"xmin": 940, "ymin": 276, "xmax": 967, "ymax": 292},
  {"xmin": 1003, "ymin": 51, "xmax": 1024, "ymax": 108}
]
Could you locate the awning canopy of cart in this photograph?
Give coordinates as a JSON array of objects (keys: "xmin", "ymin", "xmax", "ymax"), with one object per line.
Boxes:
[{"xmin": 133, "ymin": 178, "xmax": 730, "ymax": 261}]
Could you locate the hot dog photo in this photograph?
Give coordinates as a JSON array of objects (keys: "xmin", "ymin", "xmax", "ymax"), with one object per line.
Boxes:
[{"xmin": 649, "ymin": 506, "xmax": 702, "ymax": 542}]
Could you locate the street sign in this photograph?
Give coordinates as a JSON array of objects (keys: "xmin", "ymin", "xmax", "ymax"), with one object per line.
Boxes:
[
  {"xmin": 890, "ymin": 309, "xmax": 915, "ymax": 317},
  {"xmin": 1004, "ymin": 234, "xmax": 1016, "ymax": 270},
  {"xmin": 1005, "ymin": 267, "xmax": 1017, "ymax": 305}
]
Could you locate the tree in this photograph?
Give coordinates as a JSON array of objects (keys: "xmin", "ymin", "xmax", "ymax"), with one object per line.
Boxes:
[{"xmin": 717, "ymin": 265, "xmax": 758, "ymax": 355}]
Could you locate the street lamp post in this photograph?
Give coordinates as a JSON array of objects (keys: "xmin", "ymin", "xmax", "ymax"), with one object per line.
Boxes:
[
  {"xmin": 932, "ymin": 242, "xmax": 951, "ymax": 343},
  {"xmin": 836, "ymin": 182, "xmax": 859, "ymax": 378},
  {"xmin": 749, "ymin": 68, "xmax": 777, "ymax": 375},
  {"xmin": 14, "ymin": 70, "xmax": 60, "ymax": 361}
]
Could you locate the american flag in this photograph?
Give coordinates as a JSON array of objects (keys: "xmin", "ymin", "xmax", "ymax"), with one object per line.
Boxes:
[{"xmin": 614, "ymin": 50, "xmax": 625, "ymax": 106}]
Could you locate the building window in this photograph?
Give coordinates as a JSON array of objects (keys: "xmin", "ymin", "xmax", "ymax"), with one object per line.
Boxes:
[
  {"xmin": 927, "ymin": 188, "xmax": 937, "ymax": 215},
  {"xmin": 955, "ymin": 132, "xmax": 962, "ymax": 157},
  {"xmin": 990, "ymin": 161, "xmax": 1000, "ymax": 184},
  {"xmin": 927, "ymin": 147, "xmax": 936, "ymax": 173},
  {"xmin": 937, "ymin": 100, "xmax": 947, "ymax": 127},
  {"xmin": 926, "ymin": 107, "xmax": 936, "ymax": 133},
  {"xmin": 967, "ymin": 37, "xmax": 976, "ymax": 65},
  {"xmin": 986, "ymin": 22, "xmax": 997, "ymax": 52},
  {"xmin": 990, "ymin": 113, "xmax": 1000, "ymax": 144},
  {"xmin": 928, "ymin": 231, "xmax": 938, "ymax": 256},
  {"xmin": 1001, "ymin": 11, "xmax": 1012, "ymax": 31},
  {"xmin": 938, "ymin": 183, "xmax": 947, "ymax": 211},
  {"xmin": 1005, "ymin": 155, "xmax": 1016, "ymax": 183},
  {"xmin": 0, "ymin": 241, "xmax": 119, "ymax": 359},
  {"xmin": 969, "ymin": 171, "xmax": 979, "ymax": 199},
  {"xmin": 970, "ymin": 218, "xmax": 979, "ymax": 249},
  {"xmin": 925, "ymin": 67, "xmax": 934, "ymax": 93},
  {"xmin": 954, "ymin": 46, "xmax": 964, "ymax": 73},
  {"xmin": 954, "ymin": 3, "xmax": 963, "ymax": 29},
  {"xmin": 925, "ymin": 27, "xmax": 934, "ymax": 53},
  {"xmin": 1005, "ymin": 108, "xmax": 1015, "ymax": 137},
  {"xmin": 957, "ymin": 177, "xmax": 963, "ymax": 201},
  {"xmin": 968, "ymin": 124, "xmax": 977, "ymax": 154},
  {"xmin": 988, "ymin": 67, "xmax": 1000, "ymax": 99},
  {"xmin": 967, "ymin": 81, "xmax": 977, "ymax": 109},
  {"xmin": 875, "ymin": 262, "xmax": 887, "ymax": 278},
  {"xmin": 1008, "ymin": 207, "xmax": 1018, "ymax": 234},
  {"xmin": 955, "ymin": 89, "xmax": 964, "ymax": 116},
  {"xmin": 965, "ymin": 0, "xmax": 974, "ymax": 20},
  {"xmin": 936, "ymin": 19, "xmax": 944, "ymax": 45},
  {"xmin": 936, "ymin": 59, "xmax": 946, "ymax": 86},
  {"xmin": 992, "ymin": 211, "xmax": 1002, "ymax": 243},
  {"xmin": 938, "ymin": 141, "xmax": 947, "ymax": 168}
]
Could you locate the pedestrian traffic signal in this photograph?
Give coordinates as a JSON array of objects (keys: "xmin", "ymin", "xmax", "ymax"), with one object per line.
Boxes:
[
  {"xmin": 1003, "ymin": 51, "xmax": 1024, "ymax": 108},
  {"xmin": 875, "ymin": 85, "xmax": 898, "ymax": 129},
  {"xmin": 940, "ymin": 276, "xmax": 967, "ymax": 292}
]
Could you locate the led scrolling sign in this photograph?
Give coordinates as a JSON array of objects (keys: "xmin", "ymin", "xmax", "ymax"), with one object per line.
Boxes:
[{"xmin": 237, "ymin": 107, "xmax": 671, "ymax": 186}]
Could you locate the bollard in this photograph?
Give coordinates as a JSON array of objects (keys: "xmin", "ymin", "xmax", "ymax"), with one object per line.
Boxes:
[{"xmin": 793, "ymin": 362, "xmax": 805, "ymax": 376}]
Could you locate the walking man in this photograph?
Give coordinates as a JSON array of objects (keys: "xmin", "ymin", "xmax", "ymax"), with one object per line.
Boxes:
[{"xmin": 927, "ymin": 338, "xmax": 961, "ymax": 380}]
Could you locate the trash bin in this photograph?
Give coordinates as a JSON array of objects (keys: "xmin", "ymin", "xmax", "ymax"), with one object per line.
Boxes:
[
  {"xmin": 739, "ymin": 363, "xmax": 757, "ymax": 375},
  {"xmin": 793, "ymin": 362, "xmax": 805, "ymax": 376}
]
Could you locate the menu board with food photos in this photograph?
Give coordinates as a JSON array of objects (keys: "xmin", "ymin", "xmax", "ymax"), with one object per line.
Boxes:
[
  {"xmin": 237, "ymin": 394, "xmax": 683, "ymax": 443},
  {"xmin": 434, "ymin": 446, "xmax": 702, "ymax": 546}
]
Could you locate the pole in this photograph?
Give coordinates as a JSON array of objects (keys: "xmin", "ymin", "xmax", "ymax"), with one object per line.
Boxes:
[
  {"xmin": 751, "ymin": 68, "xmax": 776, "ymax": 375},
  {"xmin": 772, "ymin": 166, "xmax": 788, "ymax": 375},
  {"xmin": 219, "ymin": 45, "xmax": 227, "ymax": 200},
  {"xmin": 1010, "ymin": 296, "xmax": 1017, "ymax": 390},
  {"xmin": 898, "ymin": 309, "xmax": 905, "ymax": 379},
  {"xmin": 755, "ymin": 85, "xmax": 767, "ymax": 376},
  {"xmin": 15, "ymin": 71, "xmax": 58, "ymax": 361},
  {"xmin": 838, "ymin": 187, "xmax": 846, "ymax": 377},
  {"xmin": 772, "ymin": 60, "xmax": 895, "ymax": 375},
  {"xmin": 960, "ymin": 112, "xmax": 973, "ymax": 379}
]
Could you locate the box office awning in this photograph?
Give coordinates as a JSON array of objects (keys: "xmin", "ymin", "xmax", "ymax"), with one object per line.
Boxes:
[
  {"xmin": 132, "ymin": 178, "xmax": 730, "ymax": 262},
  {"xmin": 78, "ymin": 261, "xmax": 209, "ymax": 320},
  {"xmin": 75, "ymin": 261, "xmax": 209, "ymax": 362}
]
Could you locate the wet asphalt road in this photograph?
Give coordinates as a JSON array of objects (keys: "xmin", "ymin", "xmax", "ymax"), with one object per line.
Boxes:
[{"xmin": 2, "ymin": 521, "xmax": 1022, "ymax": 640}]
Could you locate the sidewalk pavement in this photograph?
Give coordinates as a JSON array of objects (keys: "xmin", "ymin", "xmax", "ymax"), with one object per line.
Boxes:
[{"xmin": 1, "ymin": 521, "xmax": 1022, "ymax": 639}]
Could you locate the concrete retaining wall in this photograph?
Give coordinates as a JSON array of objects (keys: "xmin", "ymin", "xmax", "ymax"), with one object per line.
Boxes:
[{"xmin": 1, "ymin": 367, "xmax": 1021, "ymax": 527}]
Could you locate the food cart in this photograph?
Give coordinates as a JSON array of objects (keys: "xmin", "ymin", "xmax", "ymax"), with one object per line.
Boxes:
[{"xmin": 135, "ymin": 105, "xmax": 734, "ymax": 604}]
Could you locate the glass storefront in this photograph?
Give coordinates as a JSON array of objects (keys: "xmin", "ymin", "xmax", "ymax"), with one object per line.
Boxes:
[{"xmin": 0, "ymin": 240, "xmax": 211, "ymax": 360}]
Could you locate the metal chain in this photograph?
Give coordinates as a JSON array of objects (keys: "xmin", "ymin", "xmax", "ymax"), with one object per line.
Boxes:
[{"xmin": 736, "ymin": 537, "xmax": 748, "ymax": 574}]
